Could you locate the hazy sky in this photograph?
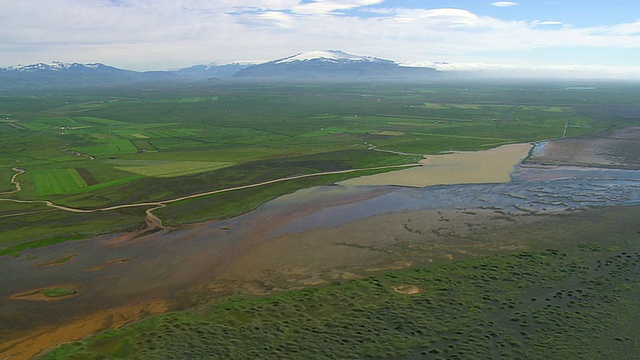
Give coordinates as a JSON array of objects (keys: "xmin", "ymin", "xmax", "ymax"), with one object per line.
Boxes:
[{"xmin": 2, "ymin": 0, "xmax": 640, "ymax": 78}]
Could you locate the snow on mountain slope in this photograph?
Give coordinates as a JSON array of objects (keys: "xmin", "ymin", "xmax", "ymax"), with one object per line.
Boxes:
[
  {"xmin": 275, "ymin": 50, "xmax": 391, "ymax": 64},
  {"xmin": 232, "ymin": 50, "xmax": 439, "ymax": 81},
  {"xmin": 2, "ymin": 61, "xmax": 109, "ymax": 72}
]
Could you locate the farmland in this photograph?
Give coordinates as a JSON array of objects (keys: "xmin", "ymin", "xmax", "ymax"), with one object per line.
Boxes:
[
  {"xmin": 2, "ymin": 81, "xmax": 638, "ymax": 252},
  {"xmin": 1, "ymin": 80, "xmax": 639, "ymax": 358}
]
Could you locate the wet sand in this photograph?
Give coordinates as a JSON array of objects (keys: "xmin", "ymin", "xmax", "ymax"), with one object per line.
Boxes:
[
  {"xmin": 1, "ymin": 134, "xmax": 639, "ymax": 358},
  {"xmin": 526, "ymin": 127, "xmax": 640, "ymax": 169},
  {"xmin": 218, "ymin": 208, "xmax": 533, "ymax": 291},
  {"xmin": 339, "ymin": 143, "xmax": 532, "ymax": 187},
  {"xmin": 2, "ymin": 300, "xmax": 168, "ymax": 360},
  {"xmin": 219, "ymin": 206, "xmax": 640, "ymax": 294}
]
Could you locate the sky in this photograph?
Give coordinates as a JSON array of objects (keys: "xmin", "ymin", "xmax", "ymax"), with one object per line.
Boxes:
[{"xmin": 2, "ymin": 0, "xmax": 640, "ymax": 78}]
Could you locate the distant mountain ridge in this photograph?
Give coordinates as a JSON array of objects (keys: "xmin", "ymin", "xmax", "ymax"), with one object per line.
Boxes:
[
  {"xmin": 1, "ymin": 61, "xmax": 119, "ymax": 73},
  {"xmin": 0, "ymin": 50, "xmax": 441, "ymax": 88},
  {"xmin": 274, "ymin": 50, "xmax": 389, "ymax": 64},
  {"xmin": 232, "ymin": 50, "xmax": 439, "ymax": 81}
]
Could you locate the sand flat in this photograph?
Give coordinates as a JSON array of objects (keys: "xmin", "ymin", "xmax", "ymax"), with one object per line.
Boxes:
[
  {"xmin": 525, "ymin": 127, "xmax": 640, "ymax": 170},
  {"xmin": 339, "ymin": 143, "xmax": 533, "ymax": 187}
]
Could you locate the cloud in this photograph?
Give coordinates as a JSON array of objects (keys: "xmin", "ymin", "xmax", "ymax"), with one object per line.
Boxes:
[
  {"xmin": 404, "ymin": 60, "xmax": 640, "ymax": 79},
  {"xmin": 491, "ymin": 2, "xmax": 518, "ymax": 7},
  {"xmin": 1, "ymin": 0, "xmax": 639, "ymax": 78},
  {"xmin": 533, "ymin": 20, "xmax": 563, "ymax": 26},
  {"xmin": 600, "ymin": 20, "xmax": 640, "ymax": 36},
  {"xmin": 292, "ymin": 0, "xmax": 384, "ymax": 15},
  {"xmin": 394, "ymin": 8, "xmax": 479, "ymax": 26}
]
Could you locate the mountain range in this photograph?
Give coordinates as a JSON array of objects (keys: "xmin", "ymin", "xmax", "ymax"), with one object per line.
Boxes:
[{"xmin": 0, "ymin": 50, "xmax": 442, "ymax": 88}]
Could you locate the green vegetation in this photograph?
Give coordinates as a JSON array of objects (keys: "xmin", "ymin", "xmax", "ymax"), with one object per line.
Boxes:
[
  {"xmin": 30, "ymin": 168, "xmax": 88, "ymax": 195},
  {"xmin": 44, "ymin": 241, "xmax": 639, "ymax": 359},
  {"xmin": 2, "ymin": 81, "xmax": 639, "ymax": 252},
  {"xmin": 41, "ymin": 287, "xmax": 77, "ymax": 298}
]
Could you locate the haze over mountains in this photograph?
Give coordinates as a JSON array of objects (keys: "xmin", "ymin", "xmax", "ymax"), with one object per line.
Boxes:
[
  {"xmin": 232, "ymin": 50, "xmax": 439, "ymax": 81},
  {"xmin": 0, "ymin": 51, "xmax": 441, "ymax": 88}
]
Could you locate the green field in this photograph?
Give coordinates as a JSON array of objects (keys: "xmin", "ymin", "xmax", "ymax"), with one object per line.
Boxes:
[
  {"xmin": 1, "ymin": 81, "xmax": 639, "ymax": 251},
  {"xmin": 1, "ymin": 80, "xmax": 639, "ymax": 359},
  {"xmin": 31, "ymin": 168, "xmax": 88, "ymax": 195}
]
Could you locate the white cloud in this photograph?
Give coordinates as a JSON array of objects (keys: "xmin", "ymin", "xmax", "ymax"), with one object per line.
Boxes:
[
  {"xmin": 533, "ymin": 20, "xmax": 564, "ymax": 26},
  {"xmin": 394, "ymin": 8, "xmax": 479, "ymax": 26},
  {"xmin": 491, "ymin": 2, "xmax": 518, "ymax": 7},
  {"xmin": 416, "ymin": 61, "xmax": 640, "ymax": 79},
  {"xmin": 292, "ymin": 0, "xmax": 384, "ymax": 15},
  {"xmin": 1, "ymin": 0, "xmax": 639, "ymax": 78},
  {"xmin": 599, "ymin": 20, "xmax": 640, "ymax": 36}
]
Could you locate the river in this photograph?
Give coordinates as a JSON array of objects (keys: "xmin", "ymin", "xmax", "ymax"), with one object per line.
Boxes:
[{"xmin": 1, "ymin": 142, "xmax": 639, "ymax": 358}]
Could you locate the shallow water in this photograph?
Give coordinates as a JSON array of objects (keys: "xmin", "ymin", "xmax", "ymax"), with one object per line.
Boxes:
[
  {"xmin": 1, "ymin": 160, "xmax": 639, "ymax": 356},
  {"xmin": 2, "ymin": 164, "xmax": 639, "ymax": 293},
  {"xmin": 339, "ymin": 143, "xmax": 532, "ymax": 187},
  {"xmin": 263, "ymin": 163, "xmax": 640, "ymax": 236}
]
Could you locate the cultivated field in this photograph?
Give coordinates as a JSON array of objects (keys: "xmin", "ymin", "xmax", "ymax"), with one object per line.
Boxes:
[
  {"xmin": 2, "ymin": 81, "xmax": 638, "ymax": 253},
  {"xmin": 1, "ymin": 80, "xmax": 639, "ymax": 358}
]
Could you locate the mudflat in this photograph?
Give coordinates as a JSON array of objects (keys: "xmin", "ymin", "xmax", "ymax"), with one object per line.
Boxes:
[
  {"xmin": 526, "ymin": 127, "xmax": 640, "ymax": 169},
  {"xmin": 2, "ymin": 131, "xmax": 639, "ymax": 358}
]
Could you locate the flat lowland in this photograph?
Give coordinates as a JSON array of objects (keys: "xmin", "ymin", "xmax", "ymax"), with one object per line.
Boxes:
[
  {"xmin": 2, "ymin": 81, "xmax": 638, "ymax": 251},
  {"xmin": 1, "ymin": 81, "xmax": 639, "ymax": 358},
  {"xmin": 3, "ymin": 127, "xmax": 639, "ymax": 358}
]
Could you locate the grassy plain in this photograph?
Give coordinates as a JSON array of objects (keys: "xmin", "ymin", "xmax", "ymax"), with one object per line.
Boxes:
[
  {"xmin": 2, "ymin": 80, "xmax": 639, "ymax": 358},
  {"xmin": 1, "ymin": 80, "xmax": 639, "ymax": 252}
]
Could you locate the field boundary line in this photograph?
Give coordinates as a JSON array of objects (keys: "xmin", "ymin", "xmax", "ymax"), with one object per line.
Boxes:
[{"xmin": 1, "ymin": 163, "xmax": 418, "ymax": 217}]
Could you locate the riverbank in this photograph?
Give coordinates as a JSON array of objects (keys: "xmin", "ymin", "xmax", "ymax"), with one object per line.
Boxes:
[{"xmin": 1, "ymin": 132, "xmax": 639, "ymax": 358}]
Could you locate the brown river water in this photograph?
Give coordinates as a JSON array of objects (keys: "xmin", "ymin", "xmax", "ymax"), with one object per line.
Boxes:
[{"xmin": 1, "ymin": 139, "xmax": 639, "ymax": 358}]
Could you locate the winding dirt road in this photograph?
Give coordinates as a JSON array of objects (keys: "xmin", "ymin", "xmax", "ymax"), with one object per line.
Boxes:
[{"xmin": 1, "ymin": 163, "xmax": 418, "ymax": 226}]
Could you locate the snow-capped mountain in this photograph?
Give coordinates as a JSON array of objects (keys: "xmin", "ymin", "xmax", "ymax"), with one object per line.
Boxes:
[
  {"xmin": 0, "ymin": 51, "xmax": 443, "ymax": 88},
  {"xmin": 2, "ymin": 61, "xmax": 106, "ymax": 73},
  {"xmin": 275, "ymin": 50, "xmax": 390, "ymax": 64},
  {"xmin": 0, "ymin": 61, "xmax": 179, "ymax": 88},
  {"xmin": 233, "ymin": 50, "xmax": 438, "ymax": 81}
]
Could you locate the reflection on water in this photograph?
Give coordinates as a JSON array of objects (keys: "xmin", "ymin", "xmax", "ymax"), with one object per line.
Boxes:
[
  {"xmin": 0, "ymin": 162, "xmax": 639, "ymax": 346},
  {"xmin": 268, "ymin": 164, "xmax": 640, "ymax": 237}
]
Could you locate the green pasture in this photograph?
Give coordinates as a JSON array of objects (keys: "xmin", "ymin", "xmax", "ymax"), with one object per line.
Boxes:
[
  {"xmin": 22, "ymin": 164, "xmax": 144, "ymax": 198},
  {"xmin": 109, "ymin": 130, "xmax": 149, "ymax": 139},
  {"xmin": 142, "ymin": 128, "xmax": 202, "ymax": 138},
  {"xmin": 30, "ymin": 168, "xmax": 87, "ymax": 195},
  {"xmin": 130, "ymin": 140, "xmax": 156, "ymax": 152},
  {"xmin": 71, "ymin": 139, "xmax": 138, "ymax": 156},
  {"xmin": 72, "ymin": 116, "xmax": 126, "ymax": 125},
  {"xmin": 0, "ymin": 80, "xmax": 638, "ymax": 250}
]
